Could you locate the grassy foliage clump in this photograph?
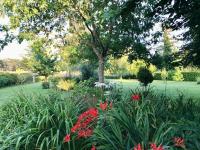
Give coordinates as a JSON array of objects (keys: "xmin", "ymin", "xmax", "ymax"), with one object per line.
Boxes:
[
  {"xmin": 0, "ymin": 91, "xmax": 85, "ymax": 150},
  {"xmin": 0, "ymin": 83, "xmax": 200, "ymax": 150}
]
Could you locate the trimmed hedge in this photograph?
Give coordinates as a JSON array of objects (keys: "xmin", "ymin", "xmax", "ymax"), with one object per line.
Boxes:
[
  {"xmin": 0, "ymin": 73, "xmax": 18, "ymax": 88},
  {"xmin": 105, "ymin": 75, "xmax": 120, "ymax": 79},
  {"xmin": 182, "ymin": 72, "xmax": 200, "ymax": 81},
  {"xmin": 154, "ymin": 71, "xmax": 200, "ymax": 81},
  {"xmin": 0, "ymin": 73, "xmax": 33, "ymax": 88},
  {"xmin": 105, "ymin": 74, "xmax": 136, "ymax": 79},
  {"xmin": 122, "ymin": 73, "xmax": 136, "ymax": 79}
]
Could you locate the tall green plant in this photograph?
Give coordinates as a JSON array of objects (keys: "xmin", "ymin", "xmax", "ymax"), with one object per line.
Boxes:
[{"xmin": 0, "ymin": 91, "xmax": 85, "ymax": 150}]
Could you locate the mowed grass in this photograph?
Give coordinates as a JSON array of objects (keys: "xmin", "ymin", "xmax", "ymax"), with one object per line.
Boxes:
[
  {"xmin": 0, "ymin": 80, "xmax": 200, "ymax": 105},
  {"xmin": 0, "ymin": 83, "xmax": 50, "ymax": 105},
  {"xmin": 109, "ymin": 79, "xmax": 200, "ymax": 99}
]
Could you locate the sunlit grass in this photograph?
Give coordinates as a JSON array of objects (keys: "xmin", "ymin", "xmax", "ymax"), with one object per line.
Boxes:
[{"xmin": 109, "ymin": 79, "xmax": 200, "ymax": 99}]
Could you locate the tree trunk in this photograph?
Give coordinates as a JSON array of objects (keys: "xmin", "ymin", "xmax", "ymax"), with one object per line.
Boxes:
[{"xmin": 98, "ymin": 58, "xmax": 104, "ymax": 83}]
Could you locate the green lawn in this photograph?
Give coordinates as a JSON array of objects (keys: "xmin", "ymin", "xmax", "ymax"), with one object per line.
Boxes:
[
  {"xmin": 110, "ymin": 79, "xmax": 200, "ymax": 99},
  {"xmin": 0, "ymin": 83, "xmax": 50, "ymax": 105},
  {"xmin": 0, "ymin": 80, "xmax": 200, "ymax": 105}
]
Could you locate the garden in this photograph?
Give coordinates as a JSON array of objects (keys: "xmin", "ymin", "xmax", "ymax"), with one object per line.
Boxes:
[{"xmin": 0, "ymin": 0, "xmax": 200, "ymax": 150}]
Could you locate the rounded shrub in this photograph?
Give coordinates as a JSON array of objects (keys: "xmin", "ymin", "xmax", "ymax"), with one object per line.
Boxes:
[
  {"xmin": 137, "ymin": 67, "xmax": 154, "ymax": 86},
  {"xmin": 197, "ymin": 77, "xmax": 200, "ymax": 84},
  {"xmin": 42, "ymin": 81, "xmax": 50, "ymax": 89}
]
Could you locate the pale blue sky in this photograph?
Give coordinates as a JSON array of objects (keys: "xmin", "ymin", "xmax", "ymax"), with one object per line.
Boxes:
[
  {"xmin": 0, "ymin": 41, "xmax": 28, "ymax": 59},
  {"xmin": 0, "ymin": 17, "xmax": 28, "ymax": 59}
]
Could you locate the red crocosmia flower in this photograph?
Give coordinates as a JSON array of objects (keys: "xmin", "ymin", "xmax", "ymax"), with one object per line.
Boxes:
[
  {"xmin": 64, "ymin": 134, "xmax": 70, "ymax": 143},
  {"xmin": 110, "ymin": 101, "xmax": 113, "ymax": 109},
  {"xmin": 150, "ymin": 143, "xmax": 163, "ymax": 150},
  {"xmin": 100, "ymin": 101, "xmax": 108, "ymax": 111},
  {"xmin": 134, "ymin": 143, "xmax": 142, "ymax": 150},
  {"xmin": 78, "ymin": 128, "xmax": 93, "ymax": 138},
  {"xmin": 70, "ymin": 108, "xmax": 98, "ymax": 139},
  {"xmin": 91, "ymin": 145, "xmax": 96, "ymax": 150},
  {"xmin": 131, "ymin": 94, "xmax": 140, "ymax": 101},
  {"xmin": 173, "ymin": 137, "xmax": 185, "ymax": 148}
]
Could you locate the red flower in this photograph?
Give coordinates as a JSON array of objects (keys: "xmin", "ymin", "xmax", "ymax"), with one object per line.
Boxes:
[
  {"xmin": 110, "ymin": 101, "xmax": 113, "ymax": 109},
  {"xmin": 173, "ymin": 137, "xmax": 185, "ymax": 148},
  {"xmin": 70, "ymin": 108, "xmax": 98, "ymax": 139},
  {"xmin": 131, "ymin": 94, "xmax": 140, "ymax": 101},
  {"xmin": 134, "ymin": 143, "xmax": 142, "ymax": 150},
  {"xmin": 150, "ymin": 143, "xmax": 163, "ymax": 150},
  {"xmin": 91, "ymin": 145, "xmax": 96, "ymax": 150},
  {"xmin": 64, "ymin": 134, "xmax": 70, "ymax": 143},
  {"xmin": 100, "ymin": 101, "xmax": 108, "ymax": 111},
  {"xmin": 78, "ymin": 128, "xmax": 93, "ymax": 138}
]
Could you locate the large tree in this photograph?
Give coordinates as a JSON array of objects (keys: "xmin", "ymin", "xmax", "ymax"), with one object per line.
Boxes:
[
  {"xmin": 152, "ymin": 0, "xmax": 200, "ymax": 66},
  {"xmin": 1, "ymin": 0, "xmax": 152, "ymax": 83},
  {"xmin": 27, "ymin": 39, "xmax": 57, "ymax": 80}
]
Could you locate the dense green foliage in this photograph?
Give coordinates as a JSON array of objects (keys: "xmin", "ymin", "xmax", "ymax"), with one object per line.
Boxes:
[
  {"xmin": 0, "ymin": 72, "xmax": 33, "ymax": 88},
  {"xmin": 27, "ymin": 39, "xmax": 57, "ymax": 80},
  {"xmin": 1, "ymin": 0, "xmax": 155, "ymax": 83},
  {"xmin": 154, "ymin": 71, "xmax": 200, "ymax": 81},
  {"xmin": 152, "ymin": 0, "xmax": 200, "ymax": 67},
  {"xmin": 137, "ymin": 68, "xmax": 154, "ymax": 86},
  {"xmin": 80, "ymin": 65, "xmax": 97, "ymax": 81},
  {"xmin": 0, "ymin": 73, "xmax": 18, "ymax": 88},
  {"xmin": 0, "ymin": 91, "xmax": 85, "ymax": 149},
  {"xmin": 41, "ymin": 81, "xmax": 50, "ymax": 89},
  {"xmin": 0, "ymin": 82, "xmax": 200, "ymax": 149}
]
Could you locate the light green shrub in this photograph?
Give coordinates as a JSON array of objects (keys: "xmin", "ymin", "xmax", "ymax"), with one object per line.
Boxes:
[
  {"xmin": 161, "ymin": 68, "xmax": 168, "ymax": 80},
  {"xmin": 128, "ymin": 59, "xmax": 146, "ymax": 76},
  {"xmin": 172, "ymin": 67, "xmax": 184, "ymax": 81},
  {"xmin": 148, "ymin": 64, "xmax": 157, "ymax": 74},
  {"xmin": 57, "ymin": 79, "xmax": 76, "ymax": 91}
]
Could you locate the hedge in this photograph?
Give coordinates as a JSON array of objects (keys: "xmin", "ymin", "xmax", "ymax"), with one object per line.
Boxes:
[
  {"xmin": 182, "ymin": 72, "xmax": 200, "ymax": 81},
  {"xmin": 0, "ymin": 73, "xmax": 18, "ymax": 88},
  {"xmin": 105, "ymin": 74, "xmax": 136, "ymax": 80},
  {"xmin": 154, "ymin": 71, "xmax": 200, "ymax": 81},
  {"xmin": 0, "ymin": 73, "xmax": 33, "ymax": 88}
]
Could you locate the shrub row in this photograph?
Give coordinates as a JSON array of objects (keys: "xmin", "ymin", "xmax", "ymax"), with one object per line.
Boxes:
[
  {"xmin": 105, "ymin": 74, "xmax": 136, "ymax": 79},
  {"xmin": 154, "ymin": 71, "xmax": 200, "ymax": 81},
  {"xmin": 0, "ymin": 73, "xmax": 18, "ymax": 87},
  {"xmin": 0, "ymin": 73, "xmax": 33, "ymax": 88}
]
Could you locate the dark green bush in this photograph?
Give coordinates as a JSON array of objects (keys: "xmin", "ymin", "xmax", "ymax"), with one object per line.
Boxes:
[
  {"xmin": 80, "ymin": 65, "xmax": 98, "ymax": 81},
  {"xmin": 153, "ymin": 72, "xmax": 162, "ymax": 80},
  {"xmin": 122, "ymin": 73, "xmax": 136, "ymax": 79},
  {"xmin": 105, "ymin": 75, "xmax": 120, "ymax": 79},
  {"xmin": 137, "ymin": 67, "xmax": 153, "ymax": 86},
  {"xmin": 182, "ymin": 71, "xmax": 200, "ymax": 81},
  {"xmin": 41, "ymin": 81, "xmax": 50, "ymax": 89},
  {"xmin": 0, "ymin": 73, "xmax": 18, "ymax": 88}
]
